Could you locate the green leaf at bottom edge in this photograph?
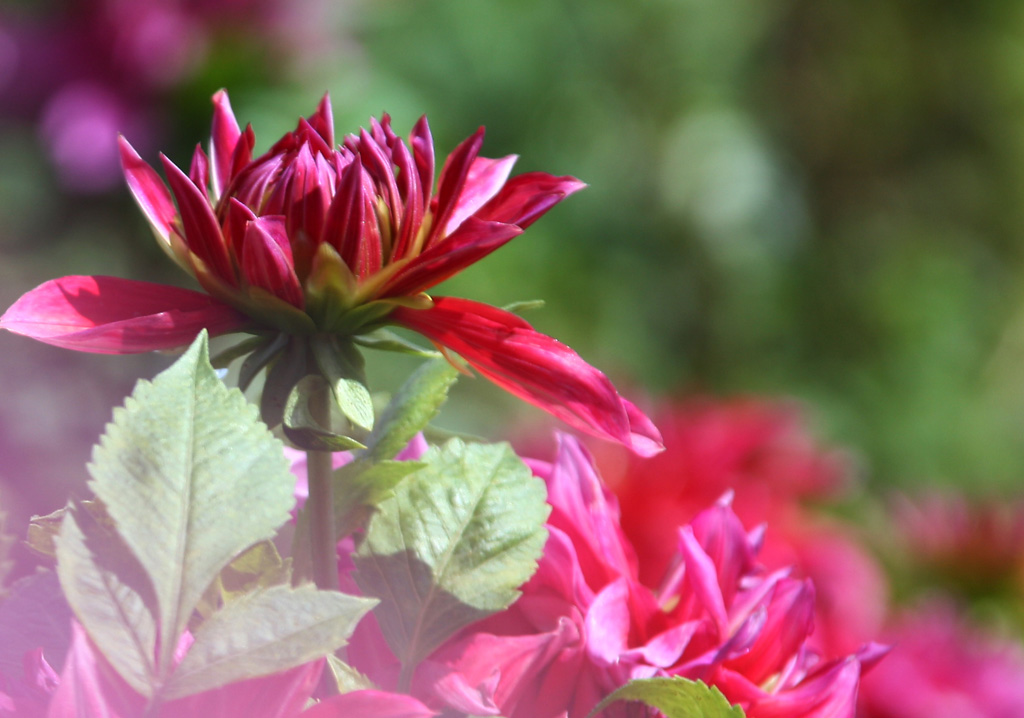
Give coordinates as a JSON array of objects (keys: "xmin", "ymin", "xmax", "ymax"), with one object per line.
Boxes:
[{"xmin": 588, "ymin": 677, "xmax": 746, "ymax": 718}]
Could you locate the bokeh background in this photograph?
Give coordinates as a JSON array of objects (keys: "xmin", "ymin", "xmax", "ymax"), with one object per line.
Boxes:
[{"xmin": 3, "ymin": 0, "xmax": 1024, "ymax": 713}]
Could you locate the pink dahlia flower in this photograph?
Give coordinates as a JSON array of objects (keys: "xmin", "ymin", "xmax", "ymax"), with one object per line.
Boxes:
[
  {"xmin": 343, "ymin": 434, "xmax": 882, "ymax": 718},
  {"xmin": 859, "ymin": 601, "xmax": 1024, "ymax": 718},
  {"xmin": 1, "ymin": 91, "xmax": 661, "ymax": 455}
]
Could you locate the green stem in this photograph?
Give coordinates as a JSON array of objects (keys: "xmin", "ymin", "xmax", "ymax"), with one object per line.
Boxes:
[{"xmin": 307, "ymin": 385, "xmax": 339, "ymax": 591}]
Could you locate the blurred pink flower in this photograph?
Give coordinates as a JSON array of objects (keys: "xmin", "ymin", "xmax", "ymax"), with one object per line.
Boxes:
[
  {"xmin": 16, "ymin": 621, "xmax": 435, "ymax": 718},
  {"xmin": 859, "ymin": 602, "xmax": 1024, "ymax": 718},
  {"xmin": 891, "ymin": 491, "xmax": 1024, "ymax": 598},
  {"xmin": 345, "ymin": 434, "xmax": 882, "ymax": 718}
]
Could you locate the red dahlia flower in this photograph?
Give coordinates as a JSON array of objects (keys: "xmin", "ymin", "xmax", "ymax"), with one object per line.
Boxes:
[{"xmin": 1, "ymin": 91, "xmax": 661, "ymax": 455}]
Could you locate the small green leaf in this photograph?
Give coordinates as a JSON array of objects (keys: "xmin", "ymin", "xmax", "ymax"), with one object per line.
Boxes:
[
  {"xmin": 260, "ymin": 335, "xmax": 308, "ymax": 428},
  {"xmin": 312, "ymin": 335, "xmax": 374, "ymax": 431},
  {"xmin": 238, "ymin": 333, "xmax": 288, "ymax": 392},
  {"xmin": 87, "ymin": 331, "xmax": 296, "ymax": 676},
  {"xmin": 501, "ymin": 299, "xmax": 545, "ymax": 315},
  {"xmin": 353, "ymin": 329, "xmax": 440, "ymax": 357},
  {"xmin": 283, "ymin": 375, "xmax": 368, "ymax": 452},
  {"xmin": 588, "ymin": 677, "xmax": 746, "ymax": 718},
  {"xmin": 0, "ymin": 571, "xmax": 71, "ymax": 677},
  {"xmin": 210, "ymin": 335, "xmax": 267, "ymax": 370},
  {"xmin": 162, "ymin": 585, "xmax": 377, "ymax": 699},
  {"xmin": 326, "ymin": 653, "xmax": 376, "ymax": 694},
  {"xmin": 354, "ymin": 440, "xmax": 549, "ymax": 668},
  {"xmin": 360, "ymin": 358, "xmax": 458, "ymax": 464},
  {"xmin": 333, "ymin": 460, "xmax": 426, "ymax": 538},
  {"xmin": 56, "ymin": 503, "xmax": 158, "ymax": 695}
]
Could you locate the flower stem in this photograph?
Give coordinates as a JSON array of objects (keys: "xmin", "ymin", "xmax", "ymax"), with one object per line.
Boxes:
[{"xmin": 307, "ymin": 385, "xmax": 339, "ymax": 591}]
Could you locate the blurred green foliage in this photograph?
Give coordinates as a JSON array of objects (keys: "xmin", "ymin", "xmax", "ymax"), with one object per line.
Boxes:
[{"xmin": 4, "ymin": 0, "xmax": 1024, "ymax": 533}]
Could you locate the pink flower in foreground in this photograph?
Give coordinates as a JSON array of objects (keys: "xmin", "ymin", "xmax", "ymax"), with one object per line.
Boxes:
[
  {"xmin": 858, "ymin": 602, "xmax": 1024, "ymax": 718},
  {"xmin": 20, "ymin": 621, "xmax": 435, "ymax": 718},
  {"xmin": 0, "ymin": 91, "xmax": 661, "ymax": 455},
  {"xmin": 343, "ymin": 435, "xmax": 882, "ymax": 718}
]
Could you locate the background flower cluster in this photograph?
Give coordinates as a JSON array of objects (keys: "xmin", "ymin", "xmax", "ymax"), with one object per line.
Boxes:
[{"xmin": 3, "ymin": 1, "xmax": 1024, "ymax": 716}]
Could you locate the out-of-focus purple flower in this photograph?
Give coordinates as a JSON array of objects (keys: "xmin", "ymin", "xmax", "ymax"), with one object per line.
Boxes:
[
  {"xmin": 859, "ymin": 602, "xmax": 1024, "ymax": 718},
  {"xmin": 0, "ymin": 0, "xmax": 333, "ymax": 191},
  {"xmin": 0, "ymin": 648, "xmax": 58, "ymax": 718}
]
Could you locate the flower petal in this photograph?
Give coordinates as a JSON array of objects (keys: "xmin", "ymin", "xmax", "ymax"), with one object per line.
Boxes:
[
  {"xmin": 324, "ymin": 158, "xmax": 382, "ymax": 279},
  {"xmin": 118, "ymin": 135, "xmax": 176, "ymax": 244},
  {"xmin": 1, "ymin": 276, "xmax": 249, "ymax": 353},
  {"xmin": 477, "ymin": 172, "xmax": 587, "ymax": 229},
  {"xmin": 391, "ymin": 298, "xmax": 663, "ymax": 455},
  {"xmin": 441, "ymin": 154, "xmax": 518, "ymax": 236},
  {"xmin": 161, "ymin": 154, "xmax": 236, "ymax": 286},
  {"xmin": 380, "ymin": 217, "xmax": 522, "ymax": 298},
  {"xmin": 210, "ymin": 89, "xmax": 242, "ymax": 200},
  {"xmin": 241, "ymin": 217, "xmax": 305, "ymax": 309},
  {"xmin": 301, "ymin": 689, "xmax": 437, "ymax": 718},
  {"xmin": 426, "ymin": 127, "xmax": 484, "ymax": 249}
]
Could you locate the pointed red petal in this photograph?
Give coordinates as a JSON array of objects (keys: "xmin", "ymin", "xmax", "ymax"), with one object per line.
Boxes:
[
  {"xmin": 392, "ymin": 298, "xmax": 664, "ymax": 455},
  {"xmin": 410, "ymin": 116, "xmax": 435, "ymax": 207},
  {"xmin": 48, "ymin": 621, "xmax": 146, "ymax": 718},
  {"xmin": 441, "ymin": 154, "xmax": 518, "ymax": 236},
  {"xmin": 324, "ymin": 158, "xmax": 382, "ymax": 278},
  {"xmin": 161, "ymin": 155, "xmax": 236, "ymax": 286},
  {"xmin": 1, "ymin": 276, "xmax": 249, "ymax": 353},
  {"xmin": 188, "ymin": 143, "xmax": 210, "ymax": 192},
  {"xmin": 477, "ymin": 172, "xmax": 587, "ymax": 229},
  {"xmin": 241, "ymin": 217, "xmax": 305, "ymax": 308},
  {"xmin": 426, "ymin": 127, "xmax": 484, "ymax": 249},
  {"xmin": 118, "ymin": 136, "xmax": 176, "ymax": 243},
  {"xmin": 165, "ymin": 660, "xmax": 323, "ymax": 718},
  {"xmin": 308, "ymin": 93, "xmax": 335, "ymax": 149},
  {"xmin": 285, "ymin": 143, "xmax": 330, "ymax": 247},
  {"xmin": 380, "ymin": 217, "xmax": 521, "ymax": 298},
  {"xmin": 210, "ymin": 89, "xmax": 242, "ymax": 200}
]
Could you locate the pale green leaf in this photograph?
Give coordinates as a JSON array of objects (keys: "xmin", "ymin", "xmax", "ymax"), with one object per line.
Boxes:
[
  {"xmin": 163, "ymin": 585, "xmax": 376, "ymax": 699},
  {"xmin": 588, "ymin": 677, "xmax": 746, "ymax": 718},
  {"xmin": 283, "ymin": 375, "xmax": 368, "ymax": 451},
  {"xmin": 353, "ymin": 328, "xmax": 440, "ymax": 357},
  {"xmin": 312, "ymin": 335, "xmax": 374, "ymax": 431},
  {"xmin": 354, "ymin": 440, "xmax": 549, "ymax": 667},
  {"xmin": 87, "ymin": 332, "xmax": 296, "ymax": 675},
  {"xmin": 55, "ymin": 504, "xmax": 157, "ymax": 695},
  {"xmin": 360, "ymin": 358, "xmax": 458, "ymax": 464},
  {"xmin": 333, "ymin": 460, "xmax": 425, "ymax": 538},
  {"xmin": 326, "ymin": 654, "xmax": 376, "ymax": 694}
]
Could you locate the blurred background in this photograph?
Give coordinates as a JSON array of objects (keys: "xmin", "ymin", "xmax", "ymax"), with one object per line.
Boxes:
[{"xmin": 3, "ymin": 0, "xmax": 1024, "ymax": 712}]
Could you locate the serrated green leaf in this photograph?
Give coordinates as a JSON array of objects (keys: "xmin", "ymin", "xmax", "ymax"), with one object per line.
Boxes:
[
  {"xmin": 353, "ymin": 328, "xmax": 440, "ymax": 357},
  {"xmin": 0, "ymin": 571, "xmax": 71, "ymax": 677},
  {"xmin": 87, "ymin": 332, "xmax": 296, "ymax": 676},
  {"xmin": 27, "ymin": 500, "xmax": 111, "ymax": 560},
  {"xmin": 283, "ymin": 375, "xmax": 368, "ymax": 451},
  {"xmin": 162, "ymin": 585, "xmax": 376, "ymax": 699},
  {"xmin": 326, "ymin": 653, "xmax": 376, "ymax": 694},
  {"xmin": 360, "ymin": 359, "xmax": 458, "ymax": 464},
  {"xmin": 588, "ymin": 678, "xmax": 746, "ymax": 718},
  {"xmin": 312, "ymin": 335, "xmax": 374, "ymax": 431},
  {"xmin": 354, "ymin": 440, "xmax": 549, "ymax": 668},
  {"xmin": 56, "ymin": 504, "xmax": 157, "ymax": 695},
  {"xmin": 333, "ymin": 459, "xmax": 426, "ymax": 538}
]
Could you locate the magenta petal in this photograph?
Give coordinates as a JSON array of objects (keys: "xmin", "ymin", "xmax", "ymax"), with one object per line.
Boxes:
[
  {"xmin": 477, "ymin": 172, "xmax": 587, "ymax": 229},
  {"xmin": 301, "ymin": 689, "xmax": 437, "ymax": 718},
  {"xmin": 189, "ymin": 143, "xmax": 210, "ymax": 192},
  {"xmin": 391, "ymin": 298, "xmax": 663, "ymax": 455},
  {"xmin": 118, "ymin": 136, "xmax": 176, "ymax": 243},
  {"xmin": 325, "ymin": 158, "xmax": 381, "ymax": 278},
  {"xmin": 381, "ymin": 217, "xmax": 522, "ymax": 297},
  {"xmin": 410, "ymin": 116, "xmax": 434, "ymax": 207},
  {"xmin": 426, "ymin": 127, "xmax": 484, "ymax": 248},
  {"xmin": 164, "ymin": 660, "xmax": 323, "ymax": 718},
  {"xmin": 241, "ymin": 217, "xmax": 305, "ymax": 308},
  {"xmin": 48, "ymin": 621, "xmax": 146, "ymax": 718},
  {"xmin": 161, "ymin": 154, "xmax": 236, "ymax": 286},
  {"xmin": 210, "ymin": 89, "xmax": 243, "ymax": 199},
  {"xmin": 1, "ymin": 276, "xmax": 249, "ymax": 353},
  {"xmin": 441, "ymin": 154, "xmax": 518, "ymax": 236},
  {"xmin": 585, "ymin": 578, "xmax": 633, "ymax": 663}
]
